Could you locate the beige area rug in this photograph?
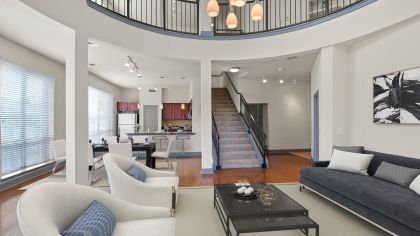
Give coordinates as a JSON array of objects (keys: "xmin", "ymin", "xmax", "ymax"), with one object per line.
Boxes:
[
  {"xmin": 19, "ymin": 160, "xmax": 177, "ymax": 190},
  {"xmin": 175, "ymin": 184, "xmax": 389, "ymax": 236}
]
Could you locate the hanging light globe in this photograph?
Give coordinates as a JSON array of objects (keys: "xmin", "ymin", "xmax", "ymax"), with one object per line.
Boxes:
[
  {"xmin": 226, "ymin": 12, "xmax": 238, "ymax": 29},
  {"xmin": 207, "ymin": 0, "xmax": 219, "ymax": 17},
  {"xmin": 251, "ymin": 2, "xmax": 263, "ymax": 21},
  {"xmin": 232, "ymin": 0, "xmax": 246, "ymax": 7}
]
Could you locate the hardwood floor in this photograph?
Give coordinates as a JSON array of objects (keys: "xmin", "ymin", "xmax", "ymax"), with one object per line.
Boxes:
[{"xmin": 0, "ymin": 153, "xmax": 311, "ymax": 236}]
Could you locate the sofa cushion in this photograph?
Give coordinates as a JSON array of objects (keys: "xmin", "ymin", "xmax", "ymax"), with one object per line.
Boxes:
[
  {"xmin": 374, "ymin": 162, "xmax": 420, "ymax": 186},
  {"xmin": 126, "ymin": 165, "xmax": 146, "ymax": 182},
  {"xmin": 301, "ymin": 167, "xmax": 420, "ymax": 231},
  {"xmin": 364, "ymin": 150, "xmax": 420, "ymax": 176},
  {"xmin": 410, "ymin": 174, "xmax": 420, "ymax": 196},
  {"xmin": 112, "ymin": 218, "xmax": 175, "ymax": 236},
  {"xmin": 333, "ymin": 146, "xmax": 364, "ymax": 153},
  {"xmin": 62, "ymin": 200, "xmax": 116, "ymax": 236},
  {"xmin": 327, "ymin": 149, "xmax": 373, "ymax": 175}
]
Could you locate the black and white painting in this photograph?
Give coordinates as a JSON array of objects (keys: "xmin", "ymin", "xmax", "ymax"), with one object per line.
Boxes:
[{"xmin": 373, "ymin": 67, "xmax": 420, "ymax": 124}]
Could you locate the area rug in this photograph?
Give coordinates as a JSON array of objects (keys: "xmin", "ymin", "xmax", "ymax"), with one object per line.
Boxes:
[
  {"xmin": 175, "ymin": 184, "xmax": 388, "ymax": 236},
  {"xmin": 19, "ymin": 160, "xmax": 177, "ymax": 190}
]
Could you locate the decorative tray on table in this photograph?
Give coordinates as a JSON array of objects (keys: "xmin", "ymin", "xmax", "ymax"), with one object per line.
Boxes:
[{"xmin": 231, "ymin": 191, "xmax": 258, "ymax": 200}]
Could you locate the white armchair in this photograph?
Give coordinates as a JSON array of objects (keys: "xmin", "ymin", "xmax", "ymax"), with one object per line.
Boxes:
[
  {"xmin": 103, "ymin": 153, "xmax": 179, "ymax": 213},
  {"xmin": 17, "ymin": 182, "xmax": 175, "ymax": 236}
]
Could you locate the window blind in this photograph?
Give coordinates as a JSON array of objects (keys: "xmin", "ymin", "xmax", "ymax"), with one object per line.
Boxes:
[
  {"xmin": 0, "ymin": 59, "xmax": 54, "ymax": 177},
  {"xmin": 88, "ymin": 87, "xmax": 113, "ymax": 143}
]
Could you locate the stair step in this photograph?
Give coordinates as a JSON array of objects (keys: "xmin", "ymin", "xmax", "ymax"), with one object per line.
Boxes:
[
  {"xmin": 216, "ymin": 120, "xmax": 242, "ymax": 126},
  {"xmin": 220, "ymin": 158, "xmax": 260, "ymax": 169},
  {"xmin": 219, "ymin": 137, "xmax": 249, "ymax": 145},
  {"xmin": 213, "ymin": 103, "xmax": 235, "ymax": 108},
  {"xmin": 214, "ymin": 116, "xmax": 240, "ymax": 121},
  {"xmin": 213, "ymin": 111, "xmax": 238, "ymax": 116},
  {"xmin": 218, "ymin": 125, "xmax": 243, "ymax": 132},
  {"xmin": 219, "ymin": 132, "xmax": 247, "ymax": 138},
  {"xmin": 213, "ymin": 107, "xmax": 237, "ymax": 112},
  {"xmin": 220, "ymin": 144, "xmax": 253, "ymax": 152}
]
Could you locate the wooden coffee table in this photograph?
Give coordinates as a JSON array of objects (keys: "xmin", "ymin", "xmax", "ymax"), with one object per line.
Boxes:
[{"xmin": 214, "ymin": 183, "xmax": 319, "ymax": 236}]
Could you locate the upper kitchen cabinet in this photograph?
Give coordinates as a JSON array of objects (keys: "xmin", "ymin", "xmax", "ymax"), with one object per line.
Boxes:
[
  {"xmin": 117, "ymin": 101, "xmax": 139, "ymax": 113},
  {"xmin": 162, "ymin": 103, "xmax": 191, "ymax": 120}
]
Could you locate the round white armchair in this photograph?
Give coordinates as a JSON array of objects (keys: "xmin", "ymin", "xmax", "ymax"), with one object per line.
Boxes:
[{"xmin": 17, "ymin": 183, "xmax": 175, "ymax": 236}]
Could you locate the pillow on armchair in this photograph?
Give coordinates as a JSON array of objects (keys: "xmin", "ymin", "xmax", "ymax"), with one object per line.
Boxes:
[{"xmin": 126, "ymin": 165, "xmax": 147, "ymax": 182}]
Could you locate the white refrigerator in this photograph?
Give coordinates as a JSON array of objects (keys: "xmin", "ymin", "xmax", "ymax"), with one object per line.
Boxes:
[{"xmin": 118, "ymin": 113, "xmax": 137, "ymax": 135}]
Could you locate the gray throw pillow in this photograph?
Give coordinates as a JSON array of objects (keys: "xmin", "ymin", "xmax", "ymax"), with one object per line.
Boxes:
[
  {"xmin": 333, "ymin": 146, "xmax": 364, "ymax": 153},
  {"xmin": 374, "ymin": 162, "xmax": 420, "ymax": 186}
]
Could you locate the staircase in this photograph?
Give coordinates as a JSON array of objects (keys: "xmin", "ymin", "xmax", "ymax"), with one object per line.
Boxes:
[{"xmin": 212, "ymin": 88, "xmax": 260, "ymax": 168}]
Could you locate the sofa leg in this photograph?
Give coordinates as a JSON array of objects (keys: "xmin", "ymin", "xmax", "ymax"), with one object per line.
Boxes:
[{"xmin": 299, "ymin": 185, "xmax": 306, "ymax": 192}]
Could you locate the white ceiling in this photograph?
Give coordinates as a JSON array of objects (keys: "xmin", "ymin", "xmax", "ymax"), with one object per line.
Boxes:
[
  {"xmin": 212, "ymin": 52, "xmax": 318, "ymax": 81},
  {"xmin": 88, "ymin": 40, "xmax": 199, "ymax": 88}
]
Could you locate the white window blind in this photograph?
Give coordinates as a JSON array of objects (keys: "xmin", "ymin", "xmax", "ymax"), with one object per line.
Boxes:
[
  {"xmin": 89, "ymin": 87, "xmax": 113, "ymax": 143},
  {"xmin": 0, "ymin": 59, "xmax": 54, "ymax": 177}
]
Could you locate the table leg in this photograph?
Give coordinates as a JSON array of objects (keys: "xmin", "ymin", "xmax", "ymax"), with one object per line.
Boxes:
[
  {"xmin": 316, "ymin": 226, "xmax": 319, "ymax": 236},
  {"xmin": 226, "ymin": 217, "xmax": 230, "ymax": 236},
  {"xmin": 145, "ymin": 150, "xmax": 151, "ymax": 167},
  {"xmin": 213, "ymin": 189, "xmax": 216, "ymax": 208}
]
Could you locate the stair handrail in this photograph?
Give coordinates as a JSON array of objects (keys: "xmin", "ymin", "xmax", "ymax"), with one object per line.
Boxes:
[
  {"xmin": 212, "ymin": 113, "xmax": 221, "ymax": 170},
  {"xmin": 221, "ymin": 71, "xmax": 268, "ymax": 168}
]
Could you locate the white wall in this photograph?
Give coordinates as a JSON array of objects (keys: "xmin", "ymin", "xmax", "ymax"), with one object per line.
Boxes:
[
  {"xmin": 237, "ymin": 78, "xmax": 312, "ymax": 150},
  {"xmin": 348, "ymin": 15, "xmax": 420, "ymax": 158},
  {"xmin": 162, "ymin": 87, "xmax": 191, "ymax": 103},
  {"xmin": 120, "ymin": 88, "xmax": 139, "ymax": 102},
  {"xmin": 0, "ymin": 35, "xmax": 123, "ymax": 139},
  {"xmin": 211, "ymin": 75, "xmax": 225, "ymax": 88}
]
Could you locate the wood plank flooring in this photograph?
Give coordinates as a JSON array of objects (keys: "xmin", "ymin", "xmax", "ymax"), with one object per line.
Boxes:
[{"xmin": 0, "ymin": 153, "xmax": 311, "ymax": 236}]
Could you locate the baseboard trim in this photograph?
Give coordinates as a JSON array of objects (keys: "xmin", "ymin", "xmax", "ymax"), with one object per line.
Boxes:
[
  {"xmin": 201, "ymin": 168, "xmax": 214, "ymax": 175},
  {"xmin": 0, "ymin": 162, "xmax": 65, "ymax": 192},
  {"xmin": 268, "ymin": 149, "xmax": 311, "ymax": 154}
]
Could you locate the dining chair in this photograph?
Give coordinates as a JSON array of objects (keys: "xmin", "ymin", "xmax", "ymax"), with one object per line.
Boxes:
[
  {"xmin": 132, "ymin": 135, "xmax": 149, "ymax": 144},
  {"xmin": 119, "ymin": 133, "xmax": 130, "ymax": 143},
  {"xmin": 88, "ymin": 143, "xmax": 103, "ymax": 185},
  {"xmin": 109, "ymin": 143, "xmax": 133, "ymax": 159},
  {"xmin": 104, "ymin": 136, "xmax": 118, "ymax": 144},
  {"xmin": 152, "ymin": 136, "xmax": 175, "ymax": 170},
  {"xmin": 51, "ymin": 139, "xmax": 66, "ymax": 174}
]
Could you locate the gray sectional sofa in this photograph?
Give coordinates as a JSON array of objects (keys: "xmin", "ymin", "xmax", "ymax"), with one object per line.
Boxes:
[{"xmin": 300, "ymin": 150, "xmax": 420, "ymax": 236}]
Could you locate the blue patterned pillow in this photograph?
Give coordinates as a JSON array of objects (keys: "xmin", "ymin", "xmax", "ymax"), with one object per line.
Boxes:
[
  {"xmin": 126, "ymin": 165, "xmax": 146, "ymax": 182},
  {"xmin": 62, "ymin": 200, "xmax": 116, "ymax": 236}
]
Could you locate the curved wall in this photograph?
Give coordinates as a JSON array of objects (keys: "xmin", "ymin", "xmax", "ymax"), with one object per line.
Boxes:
[{"xmin": 21, "ymin": 0, "xmax": 420, "ymax": 60}]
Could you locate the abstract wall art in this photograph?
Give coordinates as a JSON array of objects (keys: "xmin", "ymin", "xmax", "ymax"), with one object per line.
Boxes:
[{"xmin": 373, "ymin": 67, "xmax": 420, "ymax": 124}]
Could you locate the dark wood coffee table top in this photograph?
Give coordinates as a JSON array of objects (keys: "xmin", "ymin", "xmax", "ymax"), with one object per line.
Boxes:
[{"xmin": 214, "ymin": 183, "xmax": 308, "ymax": 218}]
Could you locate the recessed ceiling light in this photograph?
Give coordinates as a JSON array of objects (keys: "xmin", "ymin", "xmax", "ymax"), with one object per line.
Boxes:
[
  {"xmin": 137, "ymin": 86, "xmax": 141, "ymax": 90},
  {"xmin": 262, "ymin": 78, "xmax": 267, "ymax": 83},
  {"xmin": 124, "ymin": 62, "xmax": 130, "ymax": 67},
  {"xmin": 278, "ymin": 68, "xmax": 283, "ymax": 72},
  {"xmin": 129, "ymin": 68, "xmax": 134, "ymax": 73},
  {"xmin": 229, "ymin": 67, "xmax": 240, "ymax": 73},
  {"xmin": 88, "ymin": 41, "xmax": 99, "ymax": 48},
  {"xmin": 279, "ymin": 79, "xmax": 284, "ymax": 84},
  {"xmin": 137, "ymin": 73, "xmax": 142, "ymax": 77}
]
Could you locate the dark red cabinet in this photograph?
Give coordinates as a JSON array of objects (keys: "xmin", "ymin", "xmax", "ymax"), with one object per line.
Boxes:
[{"xmin": 162, "ymin": 103, "xmax": 191, "ymax": 120}]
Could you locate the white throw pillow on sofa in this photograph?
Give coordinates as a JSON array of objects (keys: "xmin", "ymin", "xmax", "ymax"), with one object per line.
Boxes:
[
  {"xmin": 409, "ymin": 174, "xmax": 420, "ymax": 195},
  {"xmin": 327, "ymin": 149, "xmax": 374, "ymax": 175}
]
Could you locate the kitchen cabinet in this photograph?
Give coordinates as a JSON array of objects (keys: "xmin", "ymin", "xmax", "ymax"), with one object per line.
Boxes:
[
  {"xmin": 162, "ymin": 103, "xmax": 192, "ymax": 120},
  {"xmin": 117, "ymin": 102, "xmax": 139, "ymax": 113}
]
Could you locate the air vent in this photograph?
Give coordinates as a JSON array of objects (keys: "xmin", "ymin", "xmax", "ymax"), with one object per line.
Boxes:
[
  {"xmin": 88, "ymin": 63, "xmax": 96, "ymax": 67},
  {"xmin": 286, "ymin": 56, "xmax": 298, "ymax": 60},
  {"xmin": 148, "ymin": 89, "xmax": 157, "ymax": 93}
]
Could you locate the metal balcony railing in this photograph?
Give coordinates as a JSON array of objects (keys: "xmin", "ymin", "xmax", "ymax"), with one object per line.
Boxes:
[{"xmin": 89, "ymin": 0, "xmax": 199, "ymax": 35}]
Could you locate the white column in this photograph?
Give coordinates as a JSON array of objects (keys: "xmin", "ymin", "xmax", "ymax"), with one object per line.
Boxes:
[
  {"xmin": 199, "ymin": 0, "xmax": 212, "ymax": 35},
  {"xmin": 65, "ymin": 30, "xmax": 89, "ymax": 185},
  {"xmin": 200, "ymin": 59, "xmax": 213, "ymax": 173}
]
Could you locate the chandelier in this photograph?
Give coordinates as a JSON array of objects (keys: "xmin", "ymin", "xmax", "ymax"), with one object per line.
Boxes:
[{"xmin": 207, "ymin": 0, "xmax": 263, "ymax": 29}]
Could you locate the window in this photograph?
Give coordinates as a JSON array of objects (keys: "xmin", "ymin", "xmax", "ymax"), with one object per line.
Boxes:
[
  {"xmin": 89, "ymin": 87, "xmax": 113, "ymax": 143},
  {"xmin": 0, "ymin": 60, "xmax": 54, "ymax": 177}
]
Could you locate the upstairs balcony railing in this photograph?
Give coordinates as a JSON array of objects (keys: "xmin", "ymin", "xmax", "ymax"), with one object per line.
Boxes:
[
  {"xmin": 89, "ymin": 0, "xmax": 199, "ymax": 34},
  {"xmin": 214, "ymin": 0, "xmax": 365, "ymax": 35}
]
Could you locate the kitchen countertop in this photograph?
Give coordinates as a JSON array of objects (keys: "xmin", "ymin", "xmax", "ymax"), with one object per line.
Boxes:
[{"xmin": 127, "ymin": 132, "xmax": 195, "ymax": 135}]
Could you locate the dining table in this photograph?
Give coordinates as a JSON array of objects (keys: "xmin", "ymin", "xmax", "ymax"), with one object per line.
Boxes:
[{"xmin": 92, "ymin": 142, "xmax": 157, "ymax": 168}]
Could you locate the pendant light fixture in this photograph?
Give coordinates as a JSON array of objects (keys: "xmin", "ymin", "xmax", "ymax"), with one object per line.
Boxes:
[
  {"xmin": 251, "ymin": 0, "xmax": 263, "ymax": 21},
  {"xmin": 226, "ymin": 5, "xmax": 238, "ymax": 29},
  {"xmin": 207, "ymin": 0, "xmax": 219, "ymax": 17},
  {"xmin": 232, "ymin": 0, "xmax": 246, "ymax": 7}
]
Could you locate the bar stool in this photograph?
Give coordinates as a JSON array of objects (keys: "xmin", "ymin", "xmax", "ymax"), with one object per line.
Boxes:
[
  {"xmin": 152, "ymin": 135, "xmax": 168, "ymax": 151},
  {"xmin": 176, "ymin": 135, "xmax": 190, "ymax": 158}
]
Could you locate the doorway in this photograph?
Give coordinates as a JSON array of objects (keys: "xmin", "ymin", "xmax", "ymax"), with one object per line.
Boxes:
[
  {"xmin": 313, "ymin": 91, "xmax": 319, "ymax": 161},
  {"xmin": 143, "ymin": 105, "xmax": 159, "ymax": 132}
]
